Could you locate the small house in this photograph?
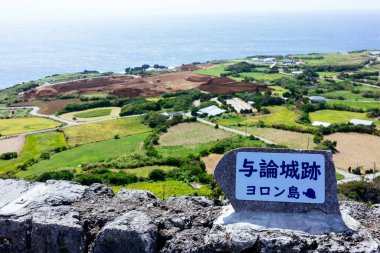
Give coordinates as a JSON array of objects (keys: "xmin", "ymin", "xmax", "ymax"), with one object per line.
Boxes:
[
  {"xmin": 197, "ymin": 105, "xmax": 226, "ymax": 117},
  {"xmin": 349, "ymin": 119, "xmax": 374, "ymax": 126},
  {"xmin": 309, "ymin": 96, "xmax": 327, "ymax": 103},
  {"xmin": 282, "ymin": 59, "xmax": 295, "ymax": 65}
]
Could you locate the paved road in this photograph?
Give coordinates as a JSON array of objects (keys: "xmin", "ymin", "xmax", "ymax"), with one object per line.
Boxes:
[
  {"xmin": 8, "ymin": 106, "xmax": 78, "ymax": 126},
  {"xmin": 2, "ymin": 106, "xmax": 142, "ymax": 137}
]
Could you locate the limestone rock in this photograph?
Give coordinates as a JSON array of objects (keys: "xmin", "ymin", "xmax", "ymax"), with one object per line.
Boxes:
[
  {"xmin": 0, "ymin": 179, "xmax": 379, "ymax": 253},
  {"xmin": 118, "ymin": 189, "xmax": 157, "ymax": 202},
  {"xmin": 92, "ymin": 211, "xmax": 158, "ymax": 253}
]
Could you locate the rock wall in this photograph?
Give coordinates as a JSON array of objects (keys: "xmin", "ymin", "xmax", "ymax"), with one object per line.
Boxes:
[{"xmin": 0, "ymin": 179, "xmax": 379, "ymax": 253}]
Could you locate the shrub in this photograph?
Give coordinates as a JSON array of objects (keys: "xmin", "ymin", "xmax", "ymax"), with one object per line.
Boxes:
[
  {"xmin": 149, "ymin": 169, "xmax": 167, "ymax": 181},
  {"xmin": 74, "ymin": 173, "xmax": 103, "ymax": 185},
  {"xmin": 0, "ymin": 152, "xmax": 18, "ymax": 160},
  {"xmin": 120, "ymin": 99, "xmax": 160, "ymax": 116},
  {"xmin": 338, "ymin": 178, "xmax": 380, "ymax": 203},
  {"xmin": 36, "ymin": 170, "xmax": 74, "ymax": 182},
  {"xmin": 40, "ymin": 152, "xmax": 51, "ymax": 160},
  {"xmin": 352, "ymin": 167, "xmax": 362, "ymax": 175}
]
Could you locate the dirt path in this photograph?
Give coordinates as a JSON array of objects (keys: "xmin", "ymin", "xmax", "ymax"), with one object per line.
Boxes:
[{"xmin": 0, "ymin": 135, "xmax": 25, "ymax": 155}]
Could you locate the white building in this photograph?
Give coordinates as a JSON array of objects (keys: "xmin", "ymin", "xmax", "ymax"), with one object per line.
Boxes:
[
  {"xmin": 369, "ymin": 51, "xmax": 380, "ymax": 57},
  {"xmin": 251, "ymin": 57, "xmax": 276, "ymax": 64},
  {"xmin": 291, "ymin": 70, "xmax": 303, "ymax": 76},
  {"xmin": 197, "ymin": 105, "xmax": 226, "ymax": 117},
  {"xmin": 226, "ymin": 98, "xmax": 256, "ymax": 113},
  {"xmin": 312, "ymin": 121, "xmax": 331, "ymax": 127},
  {"xmin": 349, "ymin": 119, "xmax": 374, "ymax": 126},
  {"xmin": 309, "ymin": 96, "xmax": 327, "ymax": 103}
]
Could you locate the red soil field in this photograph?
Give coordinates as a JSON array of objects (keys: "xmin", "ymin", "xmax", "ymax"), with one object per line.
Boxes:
[{"xmin": 198, "ymin": 76, "xmax": 272, "ymax": 94}]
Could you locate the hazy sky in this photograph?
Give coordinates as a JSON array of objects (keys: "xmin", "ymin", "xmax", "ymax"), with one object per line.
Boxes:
[{"xmin": 2, "ymin": 0, "xmax": 380, "ymax": 20}]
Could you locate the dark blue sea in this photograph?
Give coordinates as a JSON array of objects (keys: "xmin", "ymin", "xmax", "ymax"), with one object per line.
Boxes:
[{"xmin": 0, "ymin": 11, "xmax": 379, "ymax": 89}]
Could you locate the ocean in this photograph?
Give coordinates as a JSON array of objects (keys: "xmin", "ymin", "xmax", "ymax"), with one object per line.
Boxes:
[{"xmin": 0, "ymin": 11, "xmax": 379, "ymax": 89}]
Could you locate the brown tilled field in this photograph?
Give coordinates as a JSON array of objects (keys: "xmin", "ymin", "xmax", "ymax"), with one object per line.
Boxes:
[
  {"xmin": 21, "ymin": 72, "xmax": 271, "ymax": 100},
  {"xmin": 22, "ymin": 73, "xmax": 212, "ymax": 99},
  {"xmin": 325, "ymin": 133, "xmax": 380, "ymax": 171},
  {"xmin": 13, "ymin": 99, "xmax": 84, "ymax": 114},
  {"xmin": 198, "ymin": 76, "xmax": 272, "ymax": 94},
  {"xmin": 0, "ymin": 135, "xmax": 25, "ymax": 155}
]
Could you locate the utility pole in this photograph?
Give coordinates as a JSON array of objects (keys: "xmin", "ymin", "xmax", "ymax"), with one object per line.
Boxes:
[{"xmin": 307, "ymin": 137, "xmax": 310, "ymax": 149}]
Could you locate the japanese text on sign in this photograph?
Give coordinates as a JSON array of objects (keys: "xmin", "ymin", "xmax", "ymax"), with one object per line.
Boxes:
[{"xmin": 236, "ymin": 152, "xmax": 325, "ymax": 203}]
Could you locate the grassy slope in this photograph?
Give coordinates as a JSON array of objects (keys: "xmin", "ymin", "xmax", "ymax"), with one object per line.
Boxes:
[
  {"xmin": 113, "ymin": 180, "xmax": 213, "ymax": 199},
  {"xmin": 0, "ymin": 117, "xmax": 61, "ymax": 135},
  {"xmin": 310, "ymin": 110, "xmax": 379, "ymax": 125},
  {"xmin": 17, "ymin": 133, "xmax": 149, "ymax": 179},
  {"xmin": 327, "ymin": 100, "xmax": 380, "ymax": 110},
  {"xmin": 63, "ymin": 117, "xmax": 151, "ymax": 146},
  {"xmin": 73, "ymin": 109, "xmax": 112, "ymax": 118},
  {"xmin": 0, "ymin": 132, "xmax": 67, "ymax": 173}
]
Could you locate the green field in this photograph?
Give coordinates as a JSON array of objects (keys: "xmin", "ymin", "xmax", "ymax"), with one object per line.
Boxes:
[
  {"xmin": 211, "ymin": 113, "xmax": 245, "ymax": 126},
  {"xmin": 159, "ymin": 123, "xmax": 234, "ymax": 146},
  {"xmin": 237, "ymin": 72, "xmax": 287, "ymax": 82},
  {"xmin": 113, "ymin": 180, "xmax": 213, "ymax": 199},
  {"xmin": 310, "ymin": 110, "xmax": 379, "ymax": 125},
  {"xmin": 17, "ymin": 133, "xmax": 149, "ymax": 179},
  {"xmin": 321, "ymin": 90, "xmax": 376, "ymax": 101},
  {"xmin": 269, "ymin": 86, "xmax": 290, "ymax": 96},
  {"xmin": 73, "ymin": 109, "xmax": 112, "ymax": 118},
  {"xmin": 0, "ymin": 108, "xmax": 31, "ymax": 119},
  {"xmin": 157, "ymin": 136, "xmax": 268, "ymax": 158},
  {"xmin": 193, "ymin": 64, "xmax": 230, "ymax": 76},
  {"xmin": 327, "ymin": 100, "xmax": 380, "ymax": 110},
  {"xmin": 0, "ymin": 132, "xmax": 67, "ymax": 174},
  {"xmin": 63, "ymin": 117, "xmax": 151, "ymax": 146},
  {"xmin": 317, "ymin": 72, "xmax": 340, "ymax": 78},
  {"xmin": 157, "ymin": 142, "xmax": 216, "ymax": 158},
  {"xmin": 218, "ymin": 106, "xmax": 311, "ymax": 130},
  {"xmin": 0, "ymin": 117, "xmax": 61, "ymax": 135},
  {"xmin": 298, "ymin": 52, "xmax": 368, "ymax": 66},
  {"xmin": 372, "ymin": 64, "xmax": 380, "ymax": 71},
  {"xmin": 120, "ymin": 166, "xmax": 176, "ymax": 178}
]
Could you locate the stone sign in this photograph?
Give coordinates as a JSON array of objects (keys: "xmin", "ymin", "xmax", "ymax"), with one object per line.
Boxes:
[{"xmin": 214, "ymin": 148, "xmax": 340, "ymax": 214}]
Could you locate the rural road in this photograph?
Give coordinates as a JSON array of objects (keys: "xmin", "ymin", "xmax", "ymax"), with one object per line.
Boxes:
[
  {"xmin": 2, "ymin": 106, "xmax": 142, "ymax": 138},
  {"xmin": 196, "ymin": 117, "xmax": 276, "ymax": 145},
  {"xmin": 8, "ymin": 106, "xmax": 78, "ymax": 126}
]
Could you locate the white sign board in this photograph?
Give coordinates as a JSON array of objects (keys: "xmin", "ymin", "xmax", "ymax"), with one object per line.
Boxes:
[{"xmin": 236, "ymin": 152, "xmax": 325, "ymax": 203}]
